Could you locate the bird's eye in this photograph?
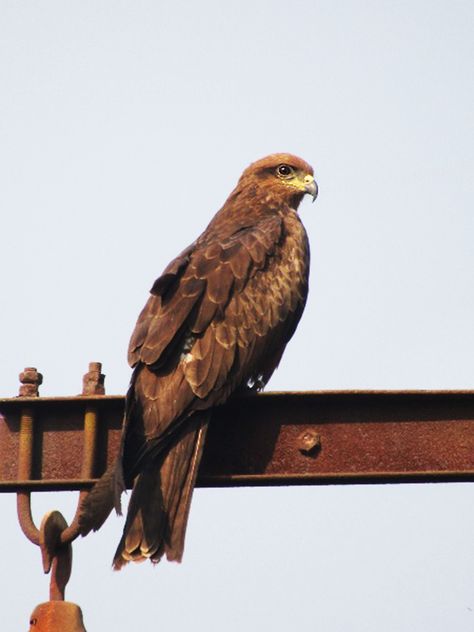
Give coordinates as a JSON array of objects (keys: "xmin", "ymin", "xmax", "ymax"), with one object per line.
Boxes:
[{"xmin": 276, "ymin": 164, "xmax": 294, "ymax": 178}]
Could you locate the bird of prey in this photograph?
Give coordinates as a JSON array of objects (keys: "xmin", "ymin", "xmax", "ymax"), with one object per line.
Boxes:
[{"xmin": 80, "ymin": 153, "xmax": 317, "ymax": 569}]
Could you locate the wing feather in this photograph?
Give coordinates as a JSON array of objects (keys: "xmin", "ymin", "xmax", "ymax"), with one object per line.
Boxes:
[
  {"xmin": 128, "ymin": 295, "xmax": 161, "ymax": 366},
  {"xmin": 240, "ymin": 232, "xmax": 267, "ymax": 267},
  {"xmin": 192, "ymin": 296, "xmax": 219, "ymax": 333},
  {"xmin": 150, "ymin": 244, "xmax": 194, "ymax": 297},
  {"xmin": 184, "ymin": 333, "xmax": 216, "ymax": 390},
  {"xmin": 140, "ymin": 294, "xmax": 200, "ymax": 366},
  {"xmin": 206, "ymin": 264, "xmax": 234, "ymax": 305},
  {"xmin": 191, "ymin": 336, "xmax": 226, "ymax": 398}
]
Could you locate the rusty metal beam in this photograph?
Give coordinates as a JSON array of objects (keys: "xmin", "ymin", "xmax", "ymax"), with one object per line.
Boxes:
[{"xmin": 1, "ymin": 390, "xmax": 474, "ymax": 491}]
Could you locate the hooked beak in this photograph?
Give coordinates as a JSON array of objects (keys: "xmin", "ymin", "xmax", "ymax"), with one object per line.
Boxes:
[{"xmin": 303, "ymin": 175, "xmax": 318, "ymax": 202}]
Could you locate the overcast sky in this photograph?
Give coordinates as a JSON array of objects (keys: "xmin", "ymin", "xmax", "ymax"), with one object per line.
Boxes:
[{"xmin": 1, "ymin": 1, "xmax": 473, "ymax": 630}]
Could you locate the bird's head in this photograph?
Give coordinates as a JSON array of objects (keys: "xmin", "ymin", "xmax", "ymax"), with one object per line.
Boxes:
[{"xmin": 238, "ymin": 153, "xmax": 318, "ymax": 209}]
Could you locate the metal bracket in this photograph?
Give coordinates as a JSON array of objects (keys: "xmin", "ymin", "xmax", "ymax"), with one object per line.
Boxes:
[{"xmin": 16, "ymin": 363, "xmax": 104, "ymax": 606}]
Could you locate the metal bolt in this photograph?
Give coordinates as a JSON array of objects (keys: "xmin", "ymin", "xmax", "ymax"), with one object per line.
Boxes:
[
  {"xmin": 18, "ymin": 367, "xmax": 43, "ymax": 397},
  {"xmin": 297, "ymin": 429, "xmax": 321, "ymax": 455},
  {"xmin": 82, "ymin": 362, "xmax": 105, "ymax": 395}
]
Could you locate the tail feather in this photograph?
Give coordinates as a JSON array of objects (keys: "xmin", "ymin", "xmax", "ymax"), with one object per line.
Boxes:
[
  {"xmin": 113, "ymin": 414, "xmax": 209, "ymax": 570},
  {"xmin": 114, "ymin": 465, "xmax": 167, "ymax": 567},
  {"xmin": 166, "ymin": 419, "xmax": 208, "ymax": 561}
]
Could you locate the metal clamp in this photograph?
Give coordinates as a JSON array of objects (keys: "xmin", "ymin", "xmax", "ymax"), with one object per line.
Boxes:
[{"xmin": 16, "ymin": 363, "xmax": 105, "ymax": 601}]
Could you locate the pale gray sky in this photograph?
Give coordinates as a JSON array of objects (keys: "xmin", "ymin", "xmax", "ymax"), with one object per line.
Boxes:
[{"xmin": 1, "ymin": 2, "xmax": 473, "ymax": 630}]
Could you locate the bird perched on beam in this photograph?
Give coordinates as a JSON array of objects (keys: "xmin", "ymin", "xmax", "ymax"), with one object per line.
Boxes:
[{"xmin": 79, "ymin": 153, "xmax": 317, "ymax": 569}]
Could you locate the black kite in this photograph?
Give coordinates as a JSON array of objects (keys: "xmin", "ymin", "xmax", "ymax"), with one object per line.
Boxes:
[{"xmin": 80, "ymin": 153, "xmax": 317, "ymax": 569}]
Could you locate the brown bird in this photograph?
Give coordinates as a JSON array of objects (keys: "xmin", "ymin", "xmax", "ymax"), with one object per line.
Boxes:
[{"xmin": 79, "ymin": 153, "xmax": 317, "ymax": 569}]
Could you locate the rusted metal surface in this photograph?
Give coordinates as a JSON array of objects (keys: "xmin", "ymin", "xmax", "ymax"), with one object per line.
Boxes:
[
  {"xmin": 0, "ymin": 395, "xmax": 123, "ymax": 490},
  {"xmin": 6, "ymin": 365, "xmax": 472, "ymax": 627},
  {"xmin": 12, "ymin": 364, "xmax": 106, "ymax": 606},
  {"xmin": 58, "ymin": 363, "xmax": 104, "ymax": 545},
  {"xmin": 2, "ymin": 390, "xmax": 474, "ymax": 490},
  {"xmin": 16, "ymin": 367, "xmax": 44, "ymax": 544},
  {"xmin": 202, "ymin": 390, "xmax": 474, "ymax": 486},
  {"xmin": 18, "ymin": 367, "xmax": 43, "ymax": 397}
]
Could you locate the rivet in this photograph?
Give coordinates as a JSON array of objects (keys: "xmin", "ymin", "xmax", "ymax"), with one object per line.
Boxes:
[{"xmin": 297, "ymin": 429, "xmax": 321, "ymax": 455}]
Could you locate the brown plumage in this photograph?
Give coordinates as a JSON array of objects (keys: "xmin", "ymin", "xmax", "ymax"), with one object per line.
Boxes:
[{"xmin": 79, "ymin": 153, "xmax": 317, "ymax": 569}]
